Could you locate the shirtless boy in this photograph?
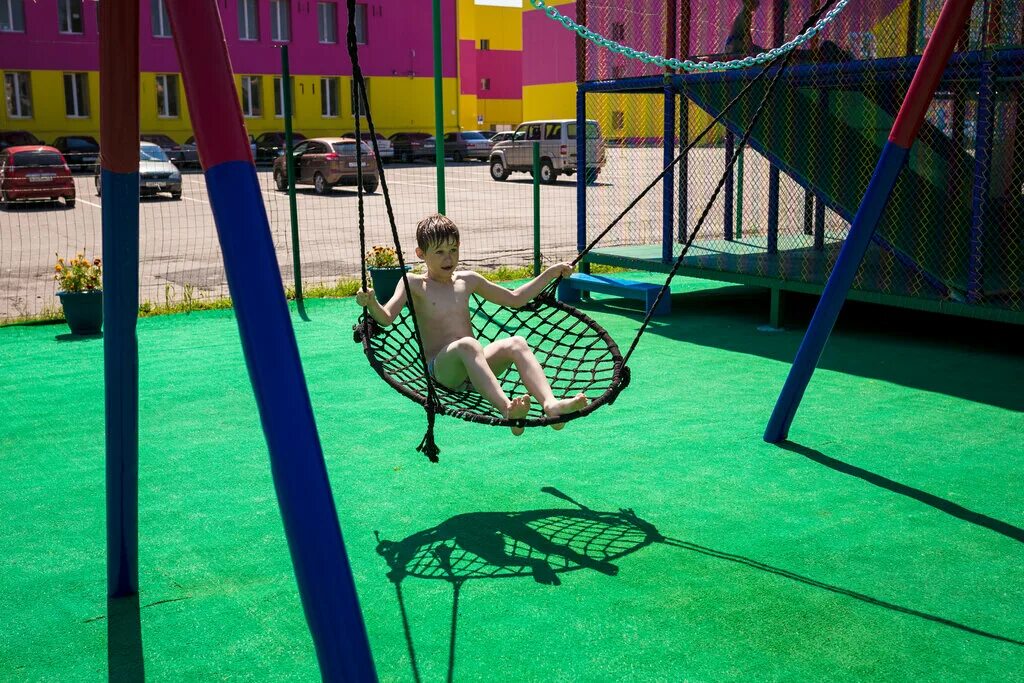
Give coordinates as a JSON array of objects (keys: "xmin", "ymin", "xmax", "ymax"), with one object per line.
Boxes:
[{"xmin": 356, "ymin": 213, "xmax": 588, "ymax": 435}]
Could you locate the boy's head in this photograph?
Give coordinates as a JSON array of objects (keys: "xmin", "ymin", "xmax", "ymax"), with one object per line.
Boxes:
[
  {"xmin": 415, "ymin": 213, "xmax": 460, "ymax": 279},
  {"xmin": 416, "ymin": 213, "xmax": 460, "ymax": 252}
]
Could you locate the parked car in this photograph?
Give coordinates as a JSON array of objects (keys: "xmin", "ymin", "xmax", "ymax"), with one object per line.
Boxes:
[
  {"xmin": 0, "ymin": 145, "xmax": 75, "ymax": 208},
  {"xmin": 389, "ymin": 132, "xmax": 434, "ymax": 163},
  {"xmin": 181, "ymin": 135, "xmax": 257, "ymax": 166},
  {"xmin": 438, "ymin": 131, "xmax": 493, "ymax": 162},
  {"xmin": 272, "ymin": 137, "xmax": 378, "ymax": 195},
  {"xmin": 51, "ymin": 135, "xmax": 100, "ymax": 171},
  {"xmin": 489, "ymin": 119, "xmax": 606, "ymax": 184},
  {"xmin": 342, "ymin": 131, "xmax": 394, "ymax": 162},
  {"xmin": 0, "ymin": 130, "xmax": 43, "ymax": 152},
  {"xmin": 141, "ymin": 133, "xmax": 197, "ymax": 167},
  {"xmin": 95, "ymin": 142, "xmax": 181, "ymax": 199},
  {"xmin": 490, "ymin": 131, "xmax": 515, "ymax": 144},
  {"xmin": 254, "ymin": 131, "xmax": 307, "ymax": 165}
]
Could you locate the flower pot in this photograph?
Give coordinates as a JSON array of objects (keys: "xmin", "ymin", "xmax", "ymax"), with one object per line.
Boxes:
[
  {"xmin": 57, "ymin": 290, "xmax": 103, "ymax": 335},
  {"xmin": 369, "ymin": 266, "xmax": 411, "ymax": 305}
]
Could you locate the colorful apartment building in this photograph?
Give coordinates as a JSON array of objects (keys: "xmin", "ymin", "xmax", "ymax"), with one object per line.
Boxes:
[{"xmin": 0, "ymin": 0, "xmax": 547, "ymax": 144}]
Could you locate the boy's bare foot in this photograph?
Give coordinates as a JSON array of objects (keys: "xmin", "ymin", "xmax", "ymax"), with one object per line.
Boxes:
[
  {"xmin": 506, "ymin": 395, "xmax": 531, "ymax": 436},
  {"xmin": 544, "ymin": 393, "xmax": 589, "ymax": 430}
]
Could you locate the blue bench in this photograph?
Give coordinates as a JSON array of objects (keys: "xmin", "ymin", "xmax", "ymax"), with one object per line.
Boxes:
[{"xmin": 557, "ymin": 273, "xmax": 671, "ymax": 316}]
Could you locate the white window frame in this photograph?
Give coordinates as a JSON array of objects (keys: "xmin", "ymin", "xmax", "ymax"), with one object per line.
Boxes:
[
  {"xmin": 320, "ymin": 77, "xmax": 339, "ymax": 118},
  {"xmin": 0, "ymin": 0, "xmax": 25, "ymax": 32},
  {"xmin": 353, "ymin": 3, "xmax": 367, "ymax": 44},
  {"xmin": 151, "ymin": 0, "xmax": 171, "ymax": 38},
  {"xmin": 241, "ymin": 75, "xmax": 262, "ymax": 118},
  {"xmin": 4, "ymin": 72, "xmax": 32, "ymax": 118},
  {"xmin": 58, "ymin": 0, "xmax": 83, "ymax": 34},
  {"xmin": 270, "ymin": 0, "xmax": 289, "ymax": 42},
  {"xmin": 480, "ymin": 77, "xmax": 490, "ymax": 92},
  {"xmin": 273, "ymin": 76, "xmax": 294, "ymax": 118},
  {"xmin": 349, "ymin": 78, "xmax": 368, "ymax": 117},
  {"xmin": 64, "ymin": 72, "xmax": 89, "ymax": 117},
  {"xmin": 317, "ymin": 2, "xmax": 336, "ymax": 44},
  {"xmin": 238, "ymin": 0, "xmax": 258, "ymax": 41},
  {"xmin": 155, "ymin": 73, "xmax": 179, "ymax": 118}
]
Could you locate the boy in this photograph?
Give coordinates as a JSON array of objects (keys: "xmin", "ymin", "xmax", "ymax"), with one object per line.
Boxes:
[{"xmin": 356, "ymin": 214, "xmax": 588, "ymax": 436}]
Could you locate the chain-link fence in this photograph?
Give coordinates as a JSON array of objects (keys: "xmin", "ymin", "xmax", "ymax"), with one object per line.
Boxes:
[{"xmin": 578, "ymin": 0, "xmax": 1023, "ymax": 322}]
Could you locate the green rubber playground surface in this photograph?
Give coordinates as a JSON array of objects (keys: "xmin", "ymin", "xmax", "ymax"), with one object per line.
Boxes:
[{"xmin": 2, "ymin": 277, "xmax": 1022, "ymax": 681}]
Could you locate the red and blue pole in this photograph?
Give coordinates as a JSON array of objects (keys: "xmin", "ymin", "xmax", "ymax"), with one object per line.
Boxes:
[
  {"xmin": 764, "ymin": 0, "xmax": 977, "ymax": 443},
  {"xmin": 100, "ymin": 0, "xmax": 141, "ymax": 599},
  {"xmin": 164, "ymin": 1, "xmax": 376, "ymax": 679}
]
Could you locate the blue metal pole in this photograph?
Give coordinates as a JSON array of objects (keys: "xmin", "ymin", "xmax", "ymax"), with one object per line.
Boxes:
[
  {"xmin": 764, "ymin": 144, "xmax": 909, "ymax": 442},
  {"xmin": 967, "ymin": 57, "xmax": 996, "ymax": 302},
  {"xmin": 99, "ymin": 0, "xmax": 140, "ymax": 599},
  {"xmin": 724, "ymin": 131, "xmax": 735, "ymax": 241},
  {"xmin": 678, "ymin": 89, "xmax": 689, "ymax": 243},
  {"xmin": 663, "ymin": 85, "xmax": 677, "ymax": 262},
  {"xmin": 577, "ymin": 86, "xmax": 588, "ymax": 273}
]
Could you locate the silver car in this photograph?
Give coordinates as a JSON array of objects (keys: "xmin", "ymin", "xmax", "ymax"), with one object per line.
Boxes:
[
  {"xmin": 489, "ymin": 119, "xmax": 606, "ymax": 184},
  {"xmin": 94, "ymin": 142, "xmax": 182, "ymax": 199}
]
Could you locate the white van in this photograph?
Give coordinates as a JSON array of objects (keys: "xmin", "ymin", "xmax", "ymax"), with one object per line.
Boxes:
[{"xmin": 489, "ymin": 119, "xmax": 606, "ymax": 184}]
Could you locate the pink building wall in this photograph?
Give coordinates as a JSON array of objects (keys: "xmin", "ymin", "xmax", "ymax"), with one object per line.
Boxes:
[
  {"xmin": 460, "ymin": 40, "xmax": 522, "ymax": 99},
  {"xmin": 0, "ymin": 0, "xmax": 458, "ymax": 77}
]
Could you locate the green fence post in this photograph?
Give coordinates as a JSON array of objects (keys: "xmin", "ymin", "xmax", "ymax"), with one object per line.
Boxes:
[
  {"xmin": 533, "ymin": 141, "xmax": 541, "ymax": 276},
  {"xmin": 432, "ymin": 0, "xmax": 446, "ymax": 215},
  {"xmin": 281, "ymin": 45, "xmax": 305, "ymax": 318}
]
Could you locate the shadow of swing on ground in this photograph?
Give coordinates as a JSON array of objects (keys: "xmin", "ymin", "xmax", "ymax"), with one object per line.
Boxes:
[{"xmin": 374, "ymin": 486, "xmax": 1023, "ymax": 683}]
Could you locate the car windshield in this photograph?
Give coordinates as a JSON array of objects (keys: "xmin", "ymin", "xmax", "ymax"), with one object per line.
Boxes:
[
  {"xmin": 140, "ymin": 145, "xmax": 169, "ymax": 162},
  {"xmin": 331, "ymin": 143, "xmax": 372, "ymax": 154},
  {"xmin": 12, "ymin": 151, "xmax": 64, "ymax": 167},
  {"xmin": 566, "ymin": 122, "xmax": 601, "ymax": 140},
  {"xmin": 462, "ymin": 132, "xmax": 489, "ymax": 140},
  {"xmin": 2, "ymin": 132, "xmax": 42, "ymax": 146},
  {"xmin": 66, "ymin": 137, "xmax": 98, "ymax": 149},
  {"xmin": 145, "ymin": 135, "xmax": 176, "ymax": 146}
]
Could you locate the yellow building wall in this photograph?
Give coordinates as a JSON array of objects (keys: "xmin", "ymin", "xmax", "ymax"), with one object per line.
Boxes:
[
  {"xmin": 477, "ymin": 99, "xmax": 522, "ymax": 130},
  {"xmin": 1, "ymin": 70, "xmax": 102, "ymax": 143}
]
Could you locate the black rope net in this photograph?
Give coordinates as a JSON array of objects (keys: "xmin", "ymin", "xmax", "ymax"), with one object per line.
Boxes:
[{"xmin": 354, "ymin": 290, "xmax": 629, "ymax": 427}]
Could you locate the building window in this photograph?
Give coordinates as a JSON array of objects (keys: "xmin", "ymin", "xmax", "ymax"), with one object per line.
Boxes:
[
  {"xmin": 238, "ymin": 0, "xmax": 258, "ymax": 40},
  {"xmin": 479, "ymin": 38, "xmax": 489, "ymax": 50},
  {"xmin": 317, "ymin": 2, "xmax": 336, "ymax": 44},
  {"xmin": 273, "ymin": 77, "xmax": 294, "ymax": 117},
  {"xmin": 611, "ymin": 22, "xmax": 625, "ymax": 41},
  {"xmin": 151, "ymin": 0, "xmax": 171, "ymax": 37},
  {"xmin": 270, "ymin": 0, "xmax": 289, "ymax": 41},
  {"xmin": 353, "ymin": 3, "xmax": 367, "ymax": 44},
  {"xmin": 321, "ymin": 77, "xmax": 339, "ymax": 117},
  {"xmin": 349, "ymin": 78, "xmax": 368, "ymax": 117},
  {"xmin": 0, "ymin": 0, "xmax": 25, "ymax": 32},
  {"xmin": 241, "ymin": 76, "xmax": 262, "ymax": 117},
  {"xmin": 156, "ymin": 73, "xmax": 179, "ymax": 117},
  {"xmin": 612, "ymin": 110, "xmax": 625, "ymax": 130},
  {"xmin": 480, "ymin": 78, "xmax": 490, "ymax": 92},
  {"xmin": 4, "ymin": 72, "xmax": 32, "ymax": 118},
  {"xmin": 64, "ymin": 73, "xmax": 89, "ymax": 117},
  {"xmin": 58, "ymin": 0, "xmax": 83, "ymax": 34}
]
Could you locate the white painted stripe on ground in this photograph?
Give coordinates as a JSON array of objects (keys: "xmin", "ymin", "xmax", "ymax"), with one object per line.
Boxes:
[
  {"xmin": 77, "ymin": 198, "xmax": 102, "ymax": 209},
  {"xmin": 181, "ymin": 196, "xmax": 209, "ymax": 204}
]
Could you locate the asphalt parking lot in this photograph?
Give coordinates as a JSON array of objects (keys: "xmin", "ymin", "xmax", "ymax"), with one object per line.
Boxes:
[{"xmin": 0, "ymin": 147, "xmax": 818, "ymax": 319}]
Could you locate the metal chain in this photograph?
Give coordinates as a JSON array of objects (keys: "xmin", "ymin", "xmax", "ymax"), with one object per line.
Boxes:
[{"xmin": 528, "ymin": 0, "xmax": 850, "ymax": 72}]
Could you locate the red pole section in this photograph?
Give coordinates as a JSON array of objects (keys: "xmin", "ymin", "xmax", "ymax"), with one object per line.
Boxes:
[
  {"xmin": 99, "ymin": 0, "xmax": 138, "ymax": 173},
  {"xmin": 890, "ymin": 0, "xmax": 977, "ymax": 148},
  {"xmin": 164, "ymin": 0, "xmax": 253, "ymax": 169}
]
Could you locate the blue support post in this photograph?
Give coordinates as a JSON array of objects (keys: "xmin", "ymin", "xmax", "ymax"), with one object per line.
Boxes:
[
  {"xmin": 724, "ymin": 131, "xmax": 735, "ymax": 241},
  {"xmin": 103, "ymin": 171, "xmax": 139, "ymax": 597},
  {"xmin": 764, "ymin": 144, "xmax": 909, "ymax": 442},
  {"xmin": 678, "ymin": 90, "xmax": 689, "ymax": 243},
  {"xmin": 663, "ymin": 85, "xmax": 677, "ymax": 262},
  {"xmin": 577, "ymin": 86, "xmax": 589, "ymax": 274},
  {"xmin": 767, "ymin": 166, "xmax": 780, "ymax": 253},
  {"xmin": 967, "ymin": 57, "xmax": 996, "ymax": 302}
]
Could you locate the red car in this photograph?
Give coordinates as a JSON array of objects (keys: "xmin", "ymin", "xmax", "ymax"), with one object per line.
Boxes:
[{"xmin": 0, "ymin": 146, "xmax": 76, "ymax": 208}]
